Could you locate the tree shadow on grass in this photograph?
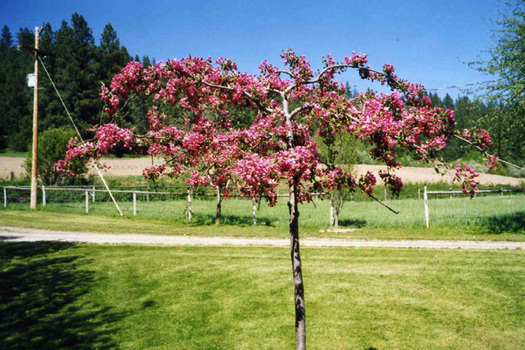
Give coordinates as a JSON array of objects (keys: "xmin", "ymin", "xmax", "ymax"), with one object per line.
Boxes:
[
  {"xmin": 338, "ymin": 219, "xmax": 367, "ymax": 228},
  {"xmin": 476, "ymin": 211, "xmax": 525, "ymax": 234},
  {"xmin": 190, "ymin": 213, "xmax": 274, "ymax": 227},
  {"xmin": 0, "ymin": 240, "xmax": 124, "ymax": 349}
]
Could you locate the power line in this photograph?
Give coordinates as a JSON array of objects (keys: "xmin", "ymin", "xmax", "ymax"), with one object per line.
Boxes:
[{"xmin": 427, "ymin": 80, "xmax": 501, "ymax": 92}]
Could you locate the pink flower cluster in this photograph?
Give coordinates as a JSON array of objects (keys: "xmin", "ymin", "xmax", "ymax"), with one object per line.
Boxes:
[
  {"xmin": 61, "ymin": 49, "xmax": 493, "ymax": 204},
  {"xmin": 359, "ymin": 171, "xmax": 377, "ymax": 196},
  {"xmin": 379, "ymin": 170, "xmax": 403, "ymax": 196},
  {"xmin": 459, "ymin": 128, "xmax": 492, "ymax": 149},
  {"xmin": 485, "ymin": 154, "xmax": 500, "ymax": 170},
  {"xmin": 454, "ymin": 164, "xmax": 480, "ymax": 195},
  {"xmin": 236, "ymin": 154, "xmax": 281, "ymax": 205}
]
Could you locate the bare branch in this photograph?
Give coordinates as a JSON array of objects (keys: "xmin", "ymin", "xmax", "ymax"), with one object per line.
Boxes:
[
  {"xmin": 344, "ymin": 113, "xmax": 360, "ymax": 123},
  {"xmin": 308, "ymin": 64, "xmax": 354, "ymax": 85},
  {"xmin": 289, "ymin": 105, "xmax": 313, "ymax": 120},
  {"xmin": 202, "ymin": 80, "xmax": 234, "ymax": 91},
  {"xmin": 276, "ymin": 70, "xmax": 293, "ymax": 78}
]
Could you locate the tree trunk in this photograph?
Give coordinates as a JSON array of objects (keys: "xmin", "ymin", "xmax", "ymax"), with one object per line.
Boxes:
[
  {"xmin": 216, "ymin": 186, "xmax": 222, "ymax": 225},
  {"xmin": 253, "ymin": 198, "xmax": 257, "ymax": 225},
  {"xmin": 329, "ymin": 192, "xmax": 335, "ymax": 227},
  {"xmin": 289, "ymin": 183, "xmax": 306, "ymax": 350}
]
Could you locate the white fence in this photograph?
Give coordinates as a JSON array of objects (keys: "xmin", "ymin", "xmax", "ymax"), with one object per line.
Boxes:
[
  {"xmin": 422, "ymin": 185, "xmax": 525, "ymax": 228},
  {"xmin": 1, "ymin": 185, "xmax": 292, "ymax": 225},
  {"xmin": 3, "ymin": 184, "xmax": 524, "ymax": 228}
]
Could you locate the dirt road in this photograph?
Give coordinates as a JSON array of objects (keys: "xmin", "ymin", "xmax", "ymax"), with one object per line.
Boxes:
[{"xmin": 1, "ymin": 156, "xmax": 523, "ymax": 186}]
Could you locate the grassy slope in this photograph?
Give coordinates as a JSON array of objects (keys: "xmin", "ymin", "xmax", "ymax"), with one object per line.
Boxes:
[{"xmin": 1, "ymin": 242, "xmax": 524, "ymax": 349}]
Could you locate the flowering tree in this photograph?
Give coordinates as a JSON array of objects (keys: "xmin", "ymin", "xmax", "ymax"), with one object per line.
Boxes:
[{"xmin": 59, "ymin": 50, "xmax": 495, "ymax": 349}]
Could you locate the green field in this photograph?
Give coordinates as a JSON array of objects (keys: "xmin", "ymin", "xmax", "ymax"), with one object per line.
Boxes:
[
  {"xmin": 2, "ymin": 186, "xmax": 525, "ymax": 349},
  {"xmin": 2, "ymin": 191, "xmax": 525, "ymax": 240},
  {"xmin": 1, "ymin": 242, "xmax": 523, "ymax": 349}
]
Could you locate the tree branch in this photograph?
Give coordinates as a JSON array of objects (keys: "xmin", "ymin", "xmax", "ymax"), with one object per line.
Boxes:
[
  {"xmin": 283, "ymin": 64, "xmax": 394, "ymax": 98},
  {"xmin": 276, "ymin": 70, "xmax": 293, "ymax": 78},
  {"xmin": 361, "ymin": 186, "xmax": 400, "ymax": 214},
  {"xmin": 202, "ymin": 80, "xmax": 274, "ymax": 114},
  {"xmin": 289, "ymin": 105, "xmax": 313, "ymax": 120},
  {"xmin": 454, "ymin": 134, "xmax": 525, "ymax": 171}
]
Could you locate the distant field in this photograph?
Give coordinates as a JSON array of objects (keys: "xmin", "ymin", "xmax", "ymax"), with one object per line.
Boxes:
[{"xmin": 1, "ymin": 156, "xmax": 523, "ymax": 185}]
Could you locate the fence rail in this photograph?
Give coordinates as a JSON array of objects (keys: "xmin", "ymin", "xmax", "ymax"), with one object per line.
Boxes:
[{"xmin": 423, "ymin": 186, "xmax": 525, "ymax": 228}]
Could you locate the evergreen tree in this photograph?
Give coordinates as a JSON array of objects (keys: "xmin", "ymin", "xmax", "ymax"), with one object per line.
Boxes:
[
  {"xmin": 0, "ymin": 15, "xmax": 155, "ymax": 151},
  {"xmin": 16, "ymin": 27, "xmax": 34, "ymax": 49},
  {"xmin": 344, "ymin": 82, "xmax": 352, "ymax": 98},
  {"xmin": 142, "ymin": 55, "xmax": 152, "ymax": 67},
  {"xmin": 1, "ymin": 25, "xmax": 13, "ymax": 47},
  {"xmin": 0, "ymin": 27, "xmax": 33, "ymax": 150},
  {"xmin": 429, "ymin": 92, "xmax": 443, "ymax": 108},
  {"xmin": 442, "ymin": 93, "xmax": 454, "ymax": 110},
  {"xmin": 472, "ymin": 0, "xmax": 525, "ymax": 164},
  {"xmin": 38, "ymin": 23, "xmax": 61, "ymax": 131},
  {"xmin": 53, "ymin": 14, "xmax": 98, "ymax": 129},
  {"xmin": 97, "ymin": 23, "xmax": 131, "ymax": 84}
]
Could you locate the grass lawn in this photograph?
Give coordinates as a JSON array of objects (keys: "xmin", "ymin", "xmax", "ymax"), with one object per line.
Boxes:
[
  {"xmin": 1, "ymin": 242, "xmax": 524, "ymax": 349},
  {"xmin": 0, "ymin": 151, "xmax": 27, "ymax": 157}
]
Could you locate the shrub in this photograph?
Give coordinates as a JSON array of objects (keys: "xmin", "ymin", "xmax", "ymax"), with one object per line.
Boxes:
[{"xmin": 24, "ymin": 127, "xmax": 88, "ymax": 185}]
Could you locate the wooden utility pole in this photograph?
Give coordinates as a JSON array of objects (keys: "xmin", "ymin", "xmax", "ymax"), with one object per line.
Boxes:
[{"xmin": 30, "ymin": 26, "xmax": 40, "ymax": 210}]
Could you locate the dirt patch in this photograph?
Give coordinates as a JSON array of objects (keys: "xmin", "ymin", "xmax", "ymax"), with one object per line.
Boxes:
[
  {"xmin": 354, "ymin": 164, "xmax": 524, "ymax": 186},
  {"xmin": 0, "ymin": 157, "xmax": 26, "ymax": 179},
  {"xmin": 89, "ymin": 157, "xmax": 155, "ymax": 177},
  {"xmin": 1, "ymin": 156, "xmax": 523, "ymax": 186}
]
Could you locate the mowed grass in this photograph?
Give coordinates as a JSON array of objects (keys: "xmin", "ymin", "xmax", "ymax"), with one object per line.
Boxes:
[
  {"xmin": 2, "ymin": 193, "xmax": 525, "ymax": 240},
  {"xmin": 1, "ymin": 242, "xmax": 524, "ymax": 349}
]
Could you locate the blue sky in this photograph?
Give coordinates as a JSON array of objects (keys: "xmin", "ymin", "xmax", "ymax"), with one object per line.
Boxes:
[{"xmin": 1, "ymin": 0, "xmax": 504, "ymax": 97}]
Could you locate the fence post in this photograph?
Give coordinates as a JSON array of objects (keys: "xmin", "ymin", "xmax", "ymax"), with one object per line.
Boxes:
[
  {"xmin": 85, "ymin": 190, "xmax": 89, "ymax": 214},
  {"xmin": 187, "ymin": 188, "xmax": 192, "ymax": 221},
  {"xmin": 3, "ymin": 187, "xmax": 6, "ymax": 208},
  {"xmin": 253, "ymin": 198, "xmax": 257, "ymax": 225},
  {"xmin": 42, "ymin": 185, "xmax": 46, "ymax": 206},
  {"xmin": 147, "ymin": 186, "xmax": 150, "ymax": 202},
  {"xmin": 424, "ymin": 184, "xmax": 429, "ymax": 228},
  {"xmin": 133, "ymin": 191, "xmax": 137, "ymax": 215},
  {"xmin": 418, "ymin": 188, "xmax": 421, "ymax": 201},
  {"xmin": 92, "ymin": 185, "xmax": 96, "ymax": 203}
]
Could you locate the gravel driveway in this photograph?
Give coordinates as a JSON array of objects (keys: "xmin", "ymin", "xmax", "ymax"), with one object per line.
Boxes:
[{"xmin": 1, "ymin": 226, "xmax": 523, "ymax": 250}]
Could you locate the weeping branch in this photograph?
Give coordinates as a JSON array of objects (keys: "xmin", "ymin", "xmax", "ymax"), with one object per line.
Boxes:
[
  {"xmin": 361, "ymin": 187, "xmax": 400, "ymax": 214},
  {"xmin": 454, "ymin": 134, "xmax": 525, "ymax": 171}
]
